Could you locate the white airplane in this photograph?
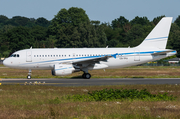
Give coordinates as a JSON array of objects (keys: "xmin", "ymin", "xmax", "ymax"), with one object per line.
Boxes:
[{"xmin": 3, "ymin": 17, "xmax": 176, "ymax": 79}]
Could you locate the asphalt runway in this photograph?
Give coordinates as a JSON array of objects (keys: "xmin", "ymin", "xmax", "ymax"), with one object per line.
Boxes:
[{"xmin": 1, "ymin": 78, "xmax": 180, "ymax": 86}]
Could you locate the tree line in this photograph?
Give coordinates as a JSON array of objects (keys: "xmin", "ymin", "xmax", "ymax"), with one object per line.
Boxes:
[{"xmin": 1, "ymin": 7, "xmax": 180, "ymax": 57}]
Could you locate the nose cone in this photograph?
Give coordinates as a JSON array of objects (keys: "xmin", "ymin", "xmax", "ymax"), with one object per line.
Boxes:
[
  {"xmin": 3, "ymin": 59, "xmax": 8, "ymax": 67},
  {"xmin": 3, "ymin": 59, "xmax": 11, "ymax": 67}
]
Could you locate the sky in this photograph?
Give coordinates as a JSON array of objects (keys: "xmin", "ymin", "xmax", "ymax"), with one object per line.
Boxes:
[{"xmin": 0, "ymin": 0, "xmax": 179, "ymax": 23}]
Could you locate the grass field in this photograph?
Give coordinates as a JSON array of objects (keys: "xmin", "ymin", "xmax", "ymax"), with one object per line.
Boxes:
[
  {"xmin": 1, "ymin": 65, "xmax": 180, "ymax": 118},
  {"xmin": 0, "ymin": 85, "xmax": 180, "ymax": 118},
  {"xmin": 1, "ymin": 64, "xmax": 180, "ymax": 78}
]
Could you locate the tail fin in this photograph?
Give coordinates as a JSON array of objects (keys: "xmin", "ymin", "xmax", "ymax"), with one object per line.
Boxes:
[{"xmin": 136, "ymin": 17, "xmax": 172, "ymax": 49}]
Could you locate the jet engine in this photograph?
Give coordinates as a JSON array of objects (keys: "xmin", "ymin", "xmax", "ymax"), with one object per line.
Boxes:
[{"xmin": 52, "ymin": 64, "xmax": 75, "ymax": 76}]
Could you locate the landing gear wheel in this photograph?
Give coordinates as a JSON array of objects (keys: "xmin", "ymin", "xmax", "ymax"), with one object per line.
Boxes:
[
  {"xmin": 27, "ymin": 69, "xmax": 32, "ymax": 79},
  {"xmin": 82, "ymin": 73, "xmax": 86, "ymax": 79},
  {"xmin": 84, "ymin": 73, "xmax": 91, "ymax": 79},
  {"xmin": 27, "ymin": 75, "xmax": 31, "ymax": 79}
]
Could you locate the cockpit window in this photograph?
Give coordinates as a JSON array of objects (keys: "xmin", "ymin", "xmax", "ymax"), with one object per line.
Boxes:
[
  {"xmin": 10, "ymin": 54, "xmax": 20, "ymax": 57},
  {"xmin": 10, "ymin": 54, "xmax": 15, "ymax": 57}
]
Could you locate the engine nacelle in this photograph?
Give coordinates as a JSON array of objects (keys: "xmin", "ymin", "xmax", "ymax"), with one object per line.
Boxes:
[{"xmin": 52, "ymin": 64, "xmax": 75, "ymax": 76}]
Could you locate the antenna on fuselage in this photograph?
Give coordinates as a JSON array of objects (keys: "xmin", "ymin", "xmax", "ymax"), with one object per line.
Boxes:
[
  {"xmin": 30, "ymin": 46, "xmax": 32, "ymax": 49},
  {"xmin": 106, "ymin": 46, "xmax": 108, "ymax": 48}
]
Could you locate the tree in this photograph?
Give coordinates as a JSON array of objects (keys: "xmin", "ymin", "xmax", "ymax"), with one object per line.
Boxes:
[
  {"xmin": 1, "ymin": 25, "xmax": 15, "ymax": 33},
  {"xmin": 49, "ymin": 7, "xmax": 90, "ymax": 34},
  {"xmin": 111, "ymin": 16, "xmax": 129, "ymax": 29},
  {"xmin": 168, "ymin": 23, "xmax": 180, "ymax": 57},
  {"xmin": 35, "ymin": 17, "xmax": 50, "ymax": 27},
  {"xmin": 7, "ymin": 16, "xmax": 30, "ymax": 26},
  {"xmin": 130, "ymin": 16, "xmax": 150, "ymax": 26},
  {"xmin": 31, "ymin": 26, "xmax": 48, "ymax": 41},
  {"xmin": 125, "ymin": 24, "xmax": 146, "ymax": 47},
  {"xmin": 0, "ymin": 15, "xmax": 9, "ymax": 25},
  {"xmin": 68, "ymin": 7, "xmax": 90, "ymax": 26},
  {"xmin": 4, "ymin": 26, "xmax": 34, "ymax": 52},
  {"xmin": 49, "ymin": 7, "xmax": 106, "ymax": 48},
  {"xmin": 175, "ymin": 15, "xmax": 180, "ymax": 28}
]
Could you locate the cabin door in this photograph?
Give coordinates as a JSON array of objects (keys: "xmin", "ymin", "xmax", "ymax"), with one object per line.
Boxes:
[
  {"xmin": 134, "ymin": 49, "xmax": 140, "ymax": 61},
  {"xmin": 26, "ymin": 51, "xmax": 32, "ymax": 62}
]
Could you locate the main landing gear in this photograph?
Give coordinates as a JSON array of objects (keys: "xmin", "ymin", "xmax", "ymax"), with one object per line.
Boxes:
[
  {"xmin": 27, "ymin": 69, "xmax": 32, "ymax": 79},
  {"xmin": 82, "ymin": 72, "xmax": 91, "ymax": 79}
]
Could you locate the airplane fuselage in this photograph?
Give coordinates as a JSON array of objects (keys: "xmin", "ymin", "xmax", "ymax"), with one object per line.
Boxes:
[{"xmin": 3, "ymin": 48, "xmax": 176, "ymax": 70}]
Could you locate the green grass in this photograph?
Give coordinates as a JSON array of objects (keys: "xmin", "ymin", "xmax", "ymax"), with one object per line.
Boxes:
[
  {"xmin": 0, "ymin": 84, "xmax": 180, "ymax": 118},
  {"xmin": 1, "ymin": 66, "xmax": 180, "ymax": 79},
  {"xmin": 68, "ymin": 88, "xmax": 176, "ymax": 101}
]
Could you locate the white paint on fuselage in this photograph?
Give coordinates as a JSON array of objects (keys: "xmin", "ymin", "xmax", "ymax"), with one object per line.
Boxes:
[{"xmin": 3, "ymin": 47, "xmax": 175, "ymax": 70}]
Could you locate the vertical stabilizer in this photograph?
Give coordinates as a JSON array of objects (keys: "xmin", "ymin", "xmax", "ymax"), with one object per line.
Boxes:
[{"xmin": 136, "ymin": 17, "xmax": 172, "ymax": 49}]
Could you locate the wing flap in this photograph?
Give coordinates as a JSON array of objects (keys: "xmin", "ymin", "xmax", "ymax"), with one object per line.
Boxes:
[{"xmin": 72, "ymin": 54, "xmax": 117, "ymax": 64}]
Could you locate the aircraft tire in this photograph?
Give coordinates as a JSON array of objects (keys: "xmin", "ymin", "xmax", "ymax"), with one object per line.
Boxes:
[
  {"xmin": 85, "ymin": 73, "xmax": 91, "ymax": 79},
  {"xmin": 82, "ymin": 73, "xmax": 86, "ymax": 79},
  {"xmin": 27, "ymin": 75, "xmax": 31, "ymax": 79}
]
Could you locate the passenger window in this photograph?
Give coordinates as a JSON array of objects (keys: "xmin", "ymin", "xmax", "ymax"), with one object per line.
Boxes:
[
  {"xmin": 34, "ymin": 55, "xmax": 36, "ymax": 57},
  {"xmin": 56, "ymin": 55, "xmax": 58, "ymax": 57},
  {"xmin": 37, "ymin": 55, "xmax": 38, "ymax": 57},
  {"xmin": 59, "ymin": 55, "xmax": 61, "ymax": 57},
  {"xmin": 40, "ymin": 55, "xmax": 41, "ymax": 57},
  {"xmin": 45, "ymin": 55, "xmax": 47, "ymax": 57}
]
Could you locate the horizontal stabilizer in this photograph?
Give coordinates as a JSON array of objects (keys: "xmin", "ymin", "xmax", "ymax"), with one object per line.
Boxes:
[{"xmin": 152, "ymin": 50, "xmax": 176, "ymax": 55}]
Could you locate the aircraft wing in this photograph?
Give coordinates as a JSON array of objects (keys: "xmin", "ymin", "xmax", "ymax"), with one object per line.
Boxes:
[{"xmin": 72, "ymin": 54, "xmax": 117, "ymax": 64}]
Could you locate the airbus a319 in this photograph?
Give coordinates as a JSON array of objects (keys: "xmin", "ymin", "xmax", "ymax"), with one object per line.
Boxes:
[{"xmin": 3, "ymin": 17, "xmax": 176, "ymax": 79}]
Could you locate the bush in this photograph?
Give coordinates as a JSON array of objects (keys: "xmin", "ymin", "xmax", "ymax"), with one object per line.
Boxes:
[{"xmin": 68, "ymin": 89, "xmax": 176, "ymax": 101}]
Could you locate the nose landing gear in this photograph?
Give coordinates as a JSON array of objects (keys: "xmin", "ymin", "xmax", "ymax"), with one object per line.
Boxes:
[{"xmin": 27, "ymin": 69, "xmax": 32, "ymax": 79}]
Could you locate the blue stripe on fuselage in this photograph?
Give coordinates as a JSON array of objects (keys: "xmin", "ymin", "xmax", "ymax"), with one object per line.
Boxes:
[{"xmin": 20, "ymin": 50, "xmax": 168, "ymax": 65}]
